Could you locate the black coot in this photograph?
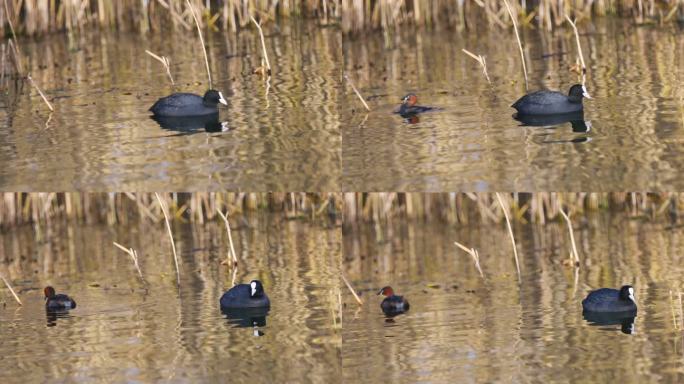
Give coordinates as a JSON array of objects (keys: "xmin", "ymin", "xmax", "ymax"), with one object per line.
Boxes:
[
  {"xmin": 582, "ymin": 285, "xmax": 637, "ymax": 313},
  {"xmin": 220, "ymin": 280, "xmax": 270, "ymax": 309},
  {"xmin": 512, "ymin": 84, "xmax": 591, "ymax": 115},
  {"xmin": 150, "ymin": 90, "xmax": 227, "ymax": 117}
]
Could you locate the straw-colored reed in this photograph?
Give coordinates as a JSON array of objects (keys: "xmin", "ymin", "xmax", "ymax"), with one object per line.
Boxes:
[
  {"xmin": 1, "ymin": 0, "xmax": 341, "ymax": 37},
  {"xmin": 0, "ymin": 192, "xmax": 341, "ymax": 228}
]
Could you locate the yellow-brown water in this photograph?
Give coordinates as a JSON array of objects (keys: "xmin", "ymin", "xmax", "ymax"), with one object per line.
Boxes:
[
  {"xmin": 343, "ymin": 214, "xmax": 684, "ymax": 383},
  {"xmin": 0, "ymin": 22, "xmax": 341, "ymax": 190},
  {"xmin": 0, "ymin": 215, "xmax": 340, "ymax": 383},
  {"xmin": 342, "ymin": 20, "xmax": 684, "ymax": 191}
]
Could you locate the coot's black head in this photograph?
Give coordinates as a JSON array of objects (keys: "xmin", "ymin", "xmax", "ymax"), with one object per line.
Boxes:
[
  {"xmin": 250, "ymin": 280, "xmax": 265, "ymax": 298},
  {"xmin": 619, "ymin": 285, "xmax": 636, "ymax": 303},
  {"xmin": 401, "ymin": 94, "xmax": 418, "ymax": 106},
  {"xmin": 568, "ymin": 84, "xmax": 591, "ymax": 103},
  {"xmin": 203, "ymin": 90, "xmax": 228, "ymax": 107}
]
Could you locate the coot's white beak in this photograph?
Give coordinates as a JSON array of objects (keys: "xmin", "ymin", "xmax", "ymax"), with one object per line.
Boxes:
[
  {"xmin": 582, "ymin": 85, "xmax": 592, "ymax": 99},
  {"xmin": 250, "ymin": 281, "xmax": 257, "ymax": 297},
  {"xmin": 218, "ymin": 91, "xmax": 228, "ymax": 106},
  {"xmin": 628, "ymin": 287, "xmax": 636, "ymax": 303}
]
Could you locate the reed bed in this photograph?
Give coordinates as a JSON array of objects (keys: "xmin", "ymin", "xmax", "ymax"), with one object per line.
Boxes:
[
  {"xmin": 1, "ymin": 0, "xmax": 341, "ymax": 37},
  {"xmin": 344, "ymin": 193, "xmax": 683, "ymax": 225},
  {"xmin": 341, "ymin": 0, "xmax": 684, "ymax": 33},
  {"xmin": 0, "ymin": 192, "xmax": 341, "ymax": 228}
]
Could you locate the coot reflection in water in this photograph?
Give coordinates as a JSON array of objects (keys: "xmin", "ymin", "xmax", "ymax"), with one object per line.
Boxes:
[
  {"xmin": 151, "ymin": 114, "xmax": 229, "ymax": 134},
  {"xmin": 514, "ymin": 112, "xmax": 591, "ymax": 133},
  {"xmin": 583, "ymin": 310, "xmax": 637, "ymax": 335},
  {"xmin": 222, "ymin": 307, "xmax": 270, "ymax": 336}
]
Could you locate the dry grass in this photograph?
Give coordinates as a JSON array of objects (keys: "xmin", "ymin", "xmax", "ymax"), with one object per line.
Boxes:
[
  {"xmin": 558, "ymin": 208, "xmax": 580, "ymax": 266},
  {"xmin": 251, "ymin": 16, "xmax": 272, "ymax": 76},
  {"xmin": 0, "ymin": 193, "xmax": 340, "ymax": 228},
  {"xmin": 145, "ymin": 50, "xmax": 175, "ymax": 86},
  {"xmin": 2, "ymin": 0, "xmax": 341, "ymax": 37},
  {"xmin": 454, "ymin": 241, "xmax": 484, "ymax": 280},
  {"xmin": 343, "ymin": 193, "xmax": 681, "ymax": 225},
  {"xmin": 156, "ymin": 193, "xmax": 180, "ymax": 287},
  {"xmin": 26, "ymin": 74, "xmax": 54, "ymax": 111},
  {"xmin": 113, "ymin": 242, "xmax": 144, "ymax": 280},
  {"xmin": 1, "ymin": 274, "xmax": 22, "ymax": 305},
  {"xmin": 503, "ymin": 0, "xmax": 528, "ymax": 90},
  {"xmin": 340, "ymin": 1, "xmax": 684, "ymax": 33},
  {"xmin": 462, "ymin": 49, "xmax": 491, "ymax": 85},
  {"xmin": 186, "ymin": 0, "xmax": 212, "ymax": 89},
  {"xmin": 343, "ymin": 73, "xmax": 371, "ymax": 111},
  {"xmin": 341, "ymin": 274, "xmax": 363, "ymax": 305},
  {"xmin": 496, "ymin": 193, "xmax": 521, "ymax": 282},
  {"xmin": 216, "ymin": 209, "xmax": 238, "ymax": 267}
]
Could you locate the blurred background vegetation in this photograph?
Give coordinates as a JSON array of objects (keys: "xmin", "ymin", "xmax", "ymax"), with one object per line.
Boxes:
[
  {"xmin": 0, "ymin": 192, "xmax": 342, "ymax": 228},
  {"xmin": 1, "ymin": 0, "xmax": 340, "ymax": 36},
  {"xmin": 343, "ymin": 192, "xmax": 681, "ymax": 225},
  {"xmin": 2, "ymin": 1, "xmax": 682, "ymax": 37}
]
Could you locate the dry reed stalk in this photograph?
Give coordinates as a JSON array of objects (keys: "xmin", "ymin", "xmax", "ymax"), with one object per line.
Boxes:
[
  {"xmin": 679, "ymin": 290, "xmax": 684, "ymax": 330},
  {"xmin": 145, "ymin": 50, "xmax": 175, "ymax": 85},
  {"xmin": 186, "ymin": 0, "xmax": 212, "ymax": 89},
  {"xmin": 671, "ymin": 290, "xmax": 679, "ymax": 330},
  {"xmin": 3, "ymin": 1, "xmax": 21, "ymax": 73},
  {"xmin": 341, "ymin": 274, "xmax": 363, "ymax": 305},
  {"xmin": 343, "ymin": 73, "xmax": 371, "ymax": 111},
  {"xmin": 503, "ymin": 0, "xmax": 528, "ymax": 90},
  {"xmin": 454, "ymin": 241, "xmax": 484, "ymax": 279},
  {"xmin": 113, "ymin": 241, "xmax": 144, "ymax": 279},
  {"xmin": 0, "ymin": 274, "xmax": 22, "ymax": 305},
  {"xmin": 26, "ymin": 74, "xmax": 54, "ymax": 111},
  {"xmin": 462, "ymin": 49, "xmax": 491, "ymax": 84},
  {"xmin": 565, "ymin": 15, "xmax": 586, "ymax": 83},
  {"xmin": 155, "ymin": 193, "xmax": 180, "ymax": 286},
  {"xmin": 250, "ymin": 16, "xmax": 272, "ymax": 75},
  {"xmin": 338, "ymin": 289, "xmax": 343, "ymax": 326},
  {"xmin": 496, "ymin": 192, "xmax": 521, "ymax": 282},
  {"xmin": 230, "ymin": 266, "xmax": 238, "ymax": 287},
  {"xmin": 216, "ymin": 208, "xmax": 238, "ymax": 266},
  {"xmin": 558, "ymin": 208, "xmax": 580, "ymax": 265}
]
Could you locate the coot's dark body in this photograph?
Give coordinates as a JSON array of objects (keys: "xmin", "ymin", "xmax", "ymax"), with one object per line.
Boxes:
[
  {"xmin": 150, "ymin": 90, "xmax": 227, "ymax": 117},
  {"xmin": 220, "ymin": 280, "xmax": 270, "ymax": 309},
  {"xmin": 512, "ymin": 84, "xmax": 590, "ymax": 115},
  {"xmin": 582, "ymin": 286, "xmax": 636, "ymax": 313},
  {"xmin": 44, "ymin": 287, "xmax": 76, "ymax": 311}
]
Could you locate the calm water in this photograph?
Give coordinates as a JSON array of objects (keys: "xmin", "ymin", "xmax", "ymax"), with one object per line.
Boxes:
[
  {"xmin": 0, "ymin": 22, "xmax": 341, "ymax": 190},
  {"xmin": 343, "ymin": 214, "xmax": 684, "ymax": 383},
  {"xmin": 0, "ymin": 215, "xmax": 341, "ymax": 383},
  {"xmin": 343, "ymin": 20, "xmax": 684, "ymax": 191}
]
